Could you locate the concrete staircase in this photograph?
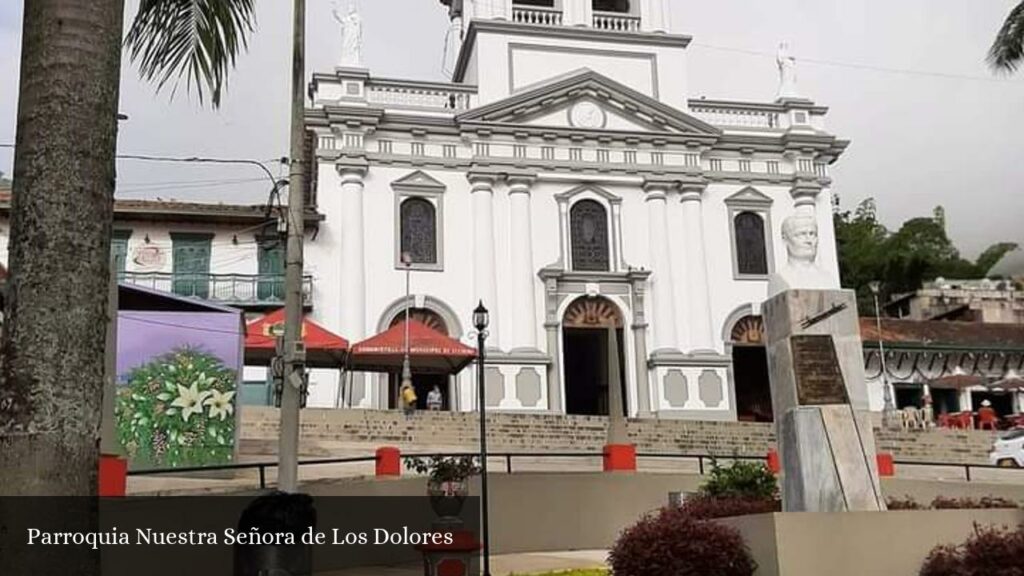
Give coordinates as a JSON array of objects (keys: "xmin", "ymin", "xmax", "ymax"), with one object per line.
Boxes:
[{"xmin": 240, "ymin": 407, "xmax": 999, "ymax": 465}]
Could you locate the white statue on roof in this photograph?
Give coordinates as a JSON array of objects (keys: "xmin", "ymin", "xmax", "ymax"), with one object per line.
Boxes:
[
  {"xmin": 776, "ymin": 41, "xmax": 802, "ymax": 101},
  {"xmin": 333, "ymin": 1, "xmax": 363, "ymax": 67}
]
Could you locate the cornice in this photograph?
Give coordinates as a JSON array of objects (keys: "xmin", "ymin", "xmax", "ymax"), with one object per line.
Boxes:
[{"xmin": 454, "ymin": 20, "xmax": 692, "ymax": 82}]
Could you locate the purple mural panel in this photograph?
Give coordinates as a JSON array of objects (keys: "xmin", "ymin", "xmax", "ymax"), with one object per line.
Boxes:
[
  {"xmin": 115, "ymin": 311, "xmax": 243, "ymax": 470},
  {"xmin": 117, "ymin": 312, "xmax": 242, "ymax": 379}
]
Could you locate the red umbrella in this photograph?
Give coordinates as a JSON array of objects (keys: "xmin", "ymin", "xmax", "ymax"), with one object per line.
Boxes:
[
  {"xmin": 349, "ymin": 320, "xmax": 477, "ymax": 375},
  {"xmin": 930, "ymin": 368, "xmax": 985, "ymax": 390},
  {"xmin": 988, "ymin": 370, "xmax": 1024, "ymax": 392},
  {"xmin": 245, "ymin": 308, "xmax": 349, "ymax": 368}
]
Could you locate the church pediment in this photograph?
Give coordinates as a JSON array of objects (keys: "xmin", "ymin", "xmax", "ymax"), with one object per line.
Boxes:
[{"xmin": 457, "ymin": 69, "xmax": 720, "ymax": 137}]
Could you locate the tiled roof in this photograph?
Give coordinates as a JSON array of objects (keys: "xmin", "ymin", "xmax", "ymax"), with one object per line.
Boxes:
[
  {"xmin": 860, "ymin": 318, "xmax": 1024, "ymax": 350},
  {"xmin": 0, "ymin": 193, "xmax": 322, "ymax": 225}
]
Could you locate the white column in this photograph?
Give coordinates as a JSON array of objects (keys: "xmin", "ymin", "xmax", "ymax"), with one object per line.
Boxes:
[
  {"xmin": 564, "ymin": 0, "xmax": 590, "ymax": 26},
  {"xmin": 644, "ymin": 183, "xmax": 678, "ymax": 352},
  {"xmin": 640, "ymin": 0, "xmax": 669, "ymax": 32},
  {"xmin": 680, "ymin": 185, "xmax": 715, "ymax": 351},
  {"xmin": 338, "ymin": 165, "xmax": 367, "ymax": 340},
  {"xmin": 508, "ymin": 176, "xmax": 537, "ymax": 350},
  {"xmin": 470, "ymin": 174, "xmax": 500, "ymax": 349}
]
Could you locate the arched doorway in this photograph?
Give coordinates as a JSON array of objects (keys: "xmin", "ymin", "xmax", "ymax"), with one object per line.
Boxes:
[
  {"xmin": 730, "ymin": 315, "xmax": 773, "ymax": 422},
  {"xmin": 387, "ymin": 308, "xmax": 452, "ymax": 411},
  {"xmin": 562, "ymin": 296, "xmax": 627, "ymax": 416}
]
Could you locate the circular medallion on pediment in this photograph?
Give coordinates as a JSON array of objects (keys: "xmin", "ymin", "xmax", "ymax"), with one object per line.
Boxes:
[{"xmin": 569, "ymin": 101, "xmax": 606, "ymax": 129}]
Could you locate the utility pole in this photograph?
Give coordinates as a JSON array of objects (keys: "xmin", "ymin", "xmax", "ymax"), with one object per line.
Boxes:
[{"xmin": 278, "ymin": 0, "xmax": 307, "ymax": 494}]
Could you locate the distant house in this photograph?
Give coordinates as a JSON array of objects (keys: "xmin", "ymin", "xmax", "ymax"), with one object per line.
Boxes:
[{"xmin": 885, "ymin": 277, "xmax": 1024, "ymax": 324}]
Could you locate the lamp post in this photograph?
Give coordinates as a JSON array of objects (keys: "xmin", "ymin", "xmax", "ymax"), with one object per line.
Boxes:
[
  {"xmin": 472, "ymin": 301, "xmax": 491, "ymax": 576},
  {"xmin": 869, "ymin": 281, "xmax": 897, "ymax": 428},
  {"xmin": 401, "ymin": 252, "xmax": 413, "ymax": 403}
]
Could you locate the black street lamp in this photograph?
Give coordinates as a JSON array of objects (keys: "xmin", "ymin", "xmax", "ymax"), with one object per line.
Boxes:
[{"xmin": 472, "ymin": 300, "xmax": 491, "ymax": 576}]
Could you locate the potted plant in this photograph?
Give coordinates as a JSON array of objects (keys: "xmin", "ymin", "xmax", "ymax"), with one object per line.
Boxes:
[{"xmin": 404, "ymin": 455, "xmax": 480, "ymax": 519}]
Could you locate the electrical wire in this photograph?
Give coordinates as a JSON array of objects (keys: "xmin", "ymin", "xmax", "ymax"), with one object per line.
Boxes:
[{"xmin": 690, "ymin": 42, "xmax": 1024, "ymax": 84}]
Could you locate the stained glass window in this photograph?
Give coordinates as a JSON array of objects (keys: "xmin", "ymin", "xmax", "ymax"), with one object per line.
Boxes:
[
  {"xmin": 735, "ymin": 211, "xmax": 768, "ymax": 275},
  {"xmin": 570, "ymin": 200, "xmax": 610, "ymax": 271},
  {"xmin": 400, "ymin": 197, "xmax": 437, "ymax": 265}
]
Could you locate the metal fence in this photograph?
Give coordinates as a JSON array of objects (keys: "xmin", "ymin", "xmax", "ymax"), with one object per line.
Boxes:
[{"xmin": 127, "ymin": 451, "xmax": 1021, "ymax": 491}]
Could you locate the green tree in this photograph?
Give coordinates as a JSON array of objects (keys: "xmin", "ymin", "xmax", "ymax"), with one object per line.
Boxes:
[
  {"xmin": 834, "ymin": 198, "xmax": 1018, "ymax": 313},
  {"xmin": 989, "ymin": 1, "xmax": 1024, "ymax": 72},
  {"xmin": 1, "ymin": 0, "xmax": 254, "ymax": 494}
]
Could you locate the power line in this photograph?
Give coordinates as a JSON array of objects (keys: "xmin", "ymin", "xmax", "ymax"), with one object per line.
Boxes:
[{"xmin": 690, "ymin": 42, "xmax": 1024, "ymax": 84}]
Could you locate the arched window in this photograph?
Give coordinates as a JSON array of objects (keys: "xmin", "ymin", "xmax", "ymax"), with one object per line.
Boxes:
[
  {"xmin": 593, "ymin": 0, "xmax": 630, "ymax": 13},
  {"xmin": 734, "ymin": 211, "xmax": 768, "ymax": 276},
  {"xmin": 570, "ymin": 200, "xmax": 610, "ymax": 271},
  {"xmin": 400, "ymin": 197, "xmax": 437, "ymax": 265}
]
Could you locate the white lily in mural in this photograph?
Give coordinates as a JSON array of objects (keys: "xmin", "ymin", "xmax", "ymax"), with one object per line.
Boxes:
[
  {"xmin": 204, "ymin": 390, "xmax": 236, "ymax": 421},
  {"xmin": 171, "ymin": 383, "xmax": 212, "ymax": 422}
]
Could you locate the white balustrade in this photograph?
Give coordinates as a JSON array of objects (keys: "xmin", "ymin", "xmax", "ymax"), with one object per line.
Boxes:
[
  {"xmin": 592, "ymin": 12, "xmax": 641, "ymax": 32},
  {"xmin": 512, "ymin": 6, "xmax": 563, "ymax": 26},
  {"xmin": 365, "ymin": 83, "xmax": 474, "ymax": 111},
  {"xmin": 690, "ymin": 106, "xmax": 781, "ymax": 129}
]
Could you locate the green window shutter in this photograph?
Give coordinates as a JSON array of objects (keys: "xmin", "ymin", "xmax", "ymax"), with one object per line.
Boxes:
[
  {"xmin": 257, "ymin": 238, "xmax": 285, "ymax": 301},
  {"xmin": 111, "ymin": 230, "xmax": 131, "ymax": 275},
  {"xmin": 171, "ymin": 233, "xmax": 213, "ymax": 299}
]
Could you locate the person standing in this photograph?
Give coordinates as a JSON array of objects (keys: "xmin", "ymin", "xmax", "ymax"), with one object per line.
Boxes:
[
  {"xmin": 426, "ymin": 385, "xmax": 443, "ymax": 411},
  {"xmin": 400, "ymin": 382, "xmax": 417, "ymax": 416}
]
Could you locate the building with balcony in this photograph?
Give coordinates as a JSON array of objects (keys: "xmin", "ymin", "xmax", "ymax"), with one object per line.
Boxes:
[
  {"xmin": 0, "ymin": 195, "xmax": 320, "ymax": 313},
  {"xmin": 303, "ymin": 0, "xmax": 848, "ymax": 417}
]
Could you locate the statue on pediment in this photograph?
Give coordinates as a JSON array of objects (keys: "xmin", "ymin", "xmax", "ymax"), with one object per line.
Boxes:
[
  {"xmin": 333, "ymin": 1, "xmax": 363, "ymax": 67},
  {"xmin": 776, "ymin": 41, "xmax": 801, "ymax": 100}
]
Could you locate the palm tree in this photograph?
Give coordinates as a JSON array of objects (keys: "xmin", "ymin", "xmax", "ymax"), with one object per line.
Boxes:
[
  {"xmin": 989, "ymin": 1, "xmax": 1024, "ymax": 72},
  {"xmin": 2, "ymin": 0, "xmax": 254, "ymax": 495},
  {"xmin": 2, "ymin": 3, "xmax": 257, "ymax": 572}
]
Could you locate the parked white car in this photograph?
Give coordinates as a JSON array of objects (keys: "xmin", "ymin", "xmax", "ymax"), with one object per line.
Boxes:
[{"xmin": 989, "ymin": 428, "xmax": 1024, "ymax": 468}]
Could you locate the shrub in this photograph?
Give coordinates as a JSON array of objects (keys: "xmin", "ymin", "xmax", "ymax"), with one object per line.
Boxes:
[
  {"xmin": 699, "ymin": 460, "xmax": 779, "ymax": 501},
  {"xmin": 609, "ymin": 505, "xmax": 756, "ymax": 576},
  {"xmin": 930, "ymin": 496, "xmax": 1020, "ymax": 510},
  {"xmin": 403, "ymin": 455, "xmax": 480, "ymax": 483},
  {"xmin": 920, "ymin": 524, "xmax": 1024, "ymax": 576},
  {"xmin": 886, "ymin": 496, "xmax": 924, "ymax": 510},
  {"xmin": 680, "ymin": 494, "xmax": 780, "ymax": 520}
]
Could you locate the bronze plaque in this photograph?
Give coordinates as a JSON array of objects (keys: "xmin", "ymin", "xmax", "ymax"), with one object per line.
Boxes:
[{"xmin": 791, "ymin": 335, "xmax": 849, "ymax": 405}]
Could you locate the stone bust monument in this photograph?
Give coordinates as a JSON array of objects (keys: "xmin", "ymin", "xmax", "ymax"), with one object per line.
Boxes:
[
  {"xmin": 333, "ymin": 2, "xmax": 363, "ymax": 67},
  {"xmin": 767, "ymin": 213, "xmax": 836, "ymax": 296}
]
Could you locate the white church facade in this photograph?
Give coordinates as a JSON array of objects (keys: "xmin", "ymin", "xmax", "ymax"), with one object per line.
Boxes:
[{"xmin": 303, "ymin": 0, "xmax": 848, "ymax": 420}]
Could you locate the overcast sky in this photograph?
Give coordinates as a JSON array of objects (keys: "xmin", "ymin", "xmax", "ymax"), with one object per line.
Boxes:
[{"xmin": 1, "ymin": 0, "xmax": 1022, "ymax": 258}]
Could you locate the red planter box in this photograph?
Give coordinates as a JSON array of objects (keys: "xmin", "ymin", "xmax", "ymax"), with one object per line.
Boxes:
[
  {"xmin": 376, "ymin": 446, "xmax": 402, "ymax": 477},
  {"xmin": 603, "ymin": 444, "xmax": 637, "ymax": 472},
  {"xmin": 99, "ymin": 454, "xmax": 127, "ymax": 497}
]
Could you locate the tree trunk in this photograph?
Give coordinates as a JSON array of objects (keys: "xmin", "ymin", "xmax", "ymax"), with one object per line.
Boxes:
[{"xmin": 0, "ymin": 0, "xmax": 124, "ymax": 500}]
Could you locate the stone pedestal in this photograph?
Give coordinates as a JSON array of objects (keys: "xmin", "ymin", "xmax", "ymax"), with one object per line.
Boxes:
[{"xmin": 763, "ymin": 289, "xmax": 884, "ymax": 512}]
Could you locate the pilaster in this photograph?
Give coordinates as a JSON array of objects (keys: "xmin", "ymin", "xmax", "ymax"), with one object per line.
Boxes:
[
  {"xmin": 468, "ymin": 171, "xmax": 501, "ymax": 350},
  {"xmin": 507, "ymin": 174, "xmax": 540, "ymax": 352},
  {"xmin": 680, "ymin": 183, "xmax": 715, "ymax": 352}
]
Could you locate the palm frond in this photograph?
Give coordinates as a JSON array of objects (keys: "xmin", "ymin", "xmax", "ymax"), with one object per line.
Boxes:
[
  {"xmin": 125, "ymin": 0, "xmax": 257, "ymax": 107},
  {"xmin": 988, "ymin": 1, "xmax": 1024, "ymax": 73}
]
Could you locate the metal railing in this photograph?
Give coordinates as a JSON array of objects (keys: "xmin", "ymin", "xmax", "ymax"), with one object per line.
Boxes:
[
  {"xmin": 512, "ymin": 6, "xmax": 563, "ymax": 26},
  {"xmin": 592, "ymin": 11, "xmax": 641, "ymax": 32},
  {"xmin": 120, "ymin": 272, "xmax": 313, "ymax": 307},
  {"xmin": 128, "ymin": 450, "xmax": 1019, "ymax": 492}
]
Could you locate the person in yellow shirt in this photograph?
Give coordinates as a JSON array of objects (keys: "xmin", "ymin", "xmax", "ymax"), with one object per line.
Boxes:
[{"xmin": 400, "ymin": 382, "xmax": 417, "ymax": 416}]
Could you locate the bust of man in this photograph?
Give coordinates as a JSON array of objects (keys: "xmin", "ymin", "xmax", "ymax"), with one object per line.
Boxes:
[{"xmin": 767, "ymin": 213, "xmax": 836, "ymax": 296}]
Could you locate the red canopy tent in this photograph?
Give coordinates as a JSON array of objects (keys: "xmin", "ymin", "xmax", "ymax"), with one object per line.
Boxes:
[
  {"xmin": 349, "ymin": 319, "xmax": 477, "ymax": 375},
  {"xmin": 244, "ymin": 308, "xmax": 349, "ymax": 368}
]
